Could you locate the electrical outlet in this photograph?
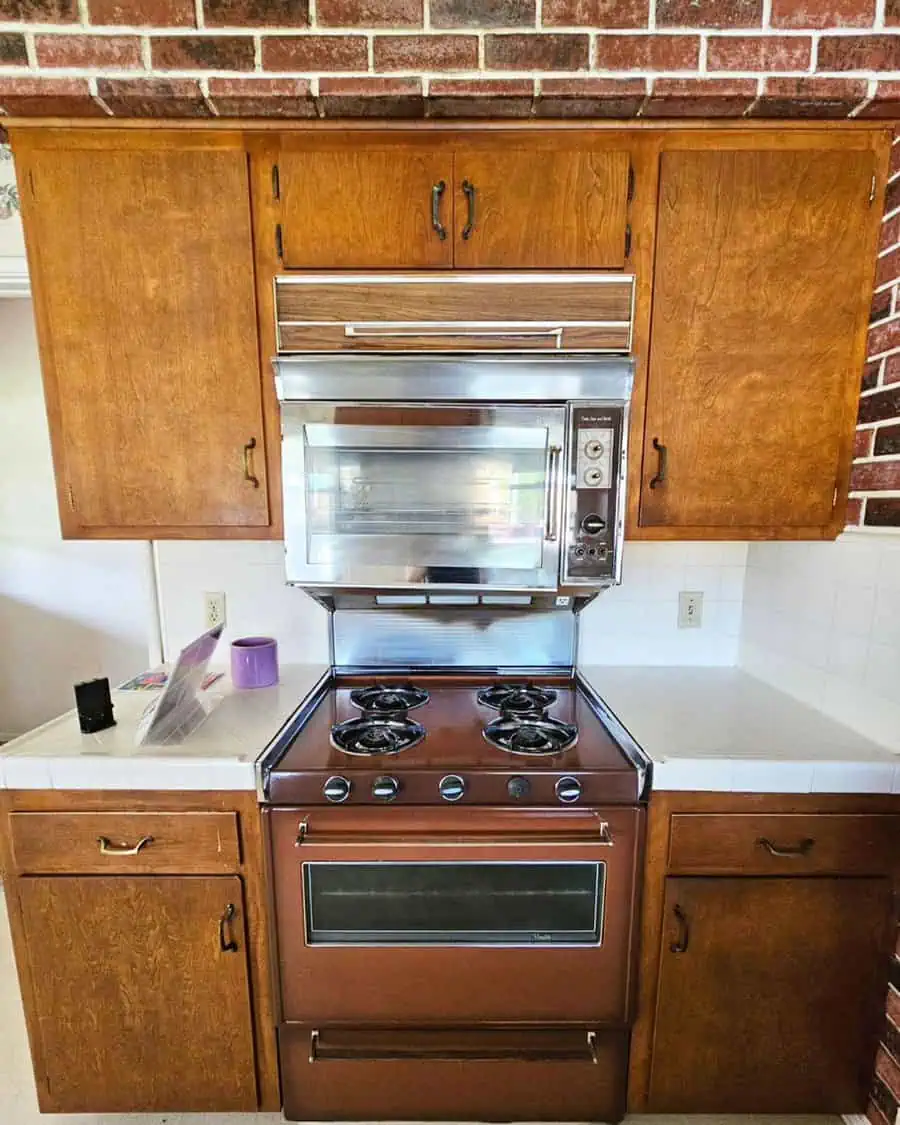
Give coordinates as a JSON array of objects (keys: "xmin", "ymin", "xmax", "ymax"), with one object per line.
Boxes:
[
  {"xmin": 678, "ymin": 591, "xmax": 703, "ymax": 629},
  {"xmin": 205, "ymin": 592, "xmax": 226, "ymax": 630}
]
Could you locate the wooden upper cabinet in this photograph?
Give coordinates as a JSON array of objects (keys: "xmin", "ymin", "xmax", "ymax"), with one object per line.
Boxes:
[
  {"xmin": 18, "ymin": 141, "xmax": 270, "ymax": 537},
  {"xmin": 17, "ymin": 875, "xmax": 257, "ymax": 1113},
  {"xmin": 279, "ymin": 148, "xmax": 454, "ymax": 269},
  {"xmin": 640, "ymin": 146, "xmax": 882, "ymax": 537},
  {"xmin": 453, "ymin": 149, "xmax": 631, "ymax": 269}
]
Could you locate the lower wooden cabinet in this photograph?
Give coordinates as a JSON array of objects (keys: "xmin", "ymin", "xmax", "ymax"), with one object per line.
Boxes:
[
  {"xmin": 17, "ymin": 875, "xmax": 257, "ymax": 1113},
  {"xmin": 648, "ymin": 875, "xmax": 892, "ymax": 1112}
]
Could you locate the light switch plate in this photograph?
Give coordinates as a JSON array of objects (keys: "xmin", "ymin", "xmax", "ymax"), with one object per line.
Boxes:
[{"xmin": 678, "ymin": 591, "xmax": 703, "ymax": 629}]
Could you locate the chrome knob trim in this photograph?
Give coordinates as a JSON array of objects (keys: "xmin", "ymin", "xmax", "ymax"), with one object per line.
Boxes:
[
  {"xmin": 372, "ymin": 775, "xmax": 401, "ymax": 802},
  {"xmin": 323, "ymin": 775, "xmax": 351, "ymax": 803},
  {"xmin": 439, "ymin": 774, "xmax": 466, "ymax": 802},
  {"xmin": 555, "ymin": 776, "xmax": 582, "ymax": 804}
]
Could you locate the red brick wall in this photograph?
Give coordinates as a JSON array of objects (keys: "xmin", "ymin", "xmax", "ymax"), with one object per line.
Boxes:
[
  {"xmin": 867, "ymin": 936, "xmax": 900, "ymax": 1125},
  {"xmin": 3, "ymin": 0, "xmax": 900, "ymax": 118},
  {"xmin": 852, "ymin": 130, "xmax": 900, "ymax": 531}
]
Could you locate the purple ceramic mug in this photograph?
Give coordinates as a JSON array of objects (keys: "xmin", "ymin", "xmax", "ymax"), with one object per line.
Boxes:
[{"xmin": 231, "ymin": 637, "xmax": 279, "ymax": 689}]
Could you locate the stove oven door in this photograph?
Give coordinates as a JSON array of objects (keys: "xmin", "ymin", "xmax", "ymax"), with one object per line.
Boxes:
[{"xmin": 267, "ymin": 806, "xmax": 642, "ymax": 1025}]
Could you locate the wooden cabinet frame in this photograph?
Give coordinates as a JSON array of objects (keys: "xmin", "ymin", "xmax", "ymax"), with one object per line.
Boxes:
[{"xmin": 0, "ymin": 788, "xmax": 280, "ymax": 1114}]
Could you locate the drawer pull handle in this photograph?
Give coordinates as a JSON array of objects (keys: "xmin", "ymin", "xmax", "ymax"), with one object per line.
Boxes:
[
  {"xmin": 758, "ymin": 836, "xmax": 815, "ymax": 858},
  {"xmin": 431, "ymin": 180, "xmax": 447, "ymax": 241},
  {"xmin": 461, "ymin": 179, "xmax": 476, "ymax": 240},
  {"xmin": 219, "ymin": 903, "xmax": 238, "ymax": 953},
  {"xmin": 97, "ymin": 835, "xmax": 153, "ymax": 856},
  {"xmin": 669, "ymin": 904, "xmax": 689, "ymax": 954},
  {"xmin": 308, "ymin": 1028, "xmax": 600, "ymax": 1064},
  {"xmin": 243, "ymin": 437, "xmax": 260, "ymax": 489},
  {"xmin": 649, "ymin": 437, "xmax": 667, "ymax": 490},
  {"xmin": 294, "ymin": 817, "xmax": 309, "ymax": 847}
]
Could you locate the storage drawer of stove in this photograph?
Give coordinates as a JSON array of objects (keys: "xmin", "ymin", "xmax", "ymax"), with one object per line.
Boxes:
[{"xmin": 279, "ymin": 1023, "xmax": 627, "ymax": 1122}]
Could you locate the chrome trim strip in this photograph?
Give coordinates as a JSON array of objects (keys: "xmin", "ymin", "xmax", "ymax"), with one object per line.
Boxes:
[
  {"xmin": 277, "ymin": 320, "xmax": 630, "ymax": 330},
  {"xmin": 575, "ymin": 671, "xmax": 652, "ymax": 802},
  {"xmin": 276, "ymin": 273, "xmax": 634, "ymax": 287},
  {"xmin": 255, "ymin": 668, "xmax": 333, "ymax": 801}
]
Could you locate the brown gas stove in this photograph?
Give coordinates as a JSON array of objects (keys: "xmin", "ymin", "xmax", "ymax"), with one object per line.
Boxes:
[
  {"xmin": 261, "ymin": 672, "xmax": 649, "ymax": 1124},
  {"xmin": 263, "ymin": 672, "xmax": 647, "ymax": 808}
]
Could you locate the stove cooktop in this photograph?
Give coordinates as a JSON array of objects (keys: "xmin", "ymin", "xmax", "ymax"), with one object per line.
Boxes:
[{"xmin": 265, "ymin": 675, "xmax": 642, "ymax": 807}]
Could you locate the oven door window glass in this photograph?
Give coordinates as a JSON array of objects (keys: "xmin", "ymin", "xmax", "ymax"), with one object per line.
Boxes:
[
  {"xmin": 302, "ymin": 422, "xmax": 554, "ymax": 573},
  {"xmin": 303, "ymin": 862, "xmax": 604, "ymax": 946}
]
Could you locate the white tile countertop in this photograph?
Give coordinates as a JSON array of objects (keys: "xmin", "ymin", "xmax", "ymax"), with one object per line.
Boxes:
[
  {"xmin": 580, "ymin": 665, "xmax": 900, "ymax": 794},
  {"xmin": 0, "ymin": 664, "xmax": 329, "ymax": 791}
]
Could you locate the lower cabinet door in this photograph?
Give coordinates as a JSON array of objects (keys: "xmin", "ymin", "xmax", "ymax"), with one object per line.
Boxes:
[
  {"xmin": 280, "ymin": 1024, "xmax": 627, "ymax": 1122},
  {"xmin": 17, "ymin": 875, "xmax": 257, "ymax": 1113},
  {"xmin": 649, "ymin": 876, "xmax": 893, "ymax": 1113}
]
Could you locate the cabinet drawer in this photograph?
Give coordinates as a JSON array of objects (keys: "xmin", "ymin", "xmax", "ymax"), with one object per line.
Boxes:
[
  {"xmin": 279, "ymin": 1024, "xmax": 626, "ymax": 1121},
  {"xmin": 668, "ymin": 813, "xmax": 900, "ymax": 876},
  {"xmin": 8, "ymin": 811, "xmax": 240, "ymax": 874},
  {"xmin": 275, "ymin": 275, "xmax": 634, "ymax": 355}
]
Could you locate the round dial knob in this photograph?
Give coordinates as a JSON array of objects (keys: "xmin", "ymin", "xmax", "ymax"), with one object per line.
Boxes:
[
  {"xmin": 372, "ymin": 775, "xmax": 401, "ymax": 802},
  {"xmin": 583, "ymin": 467, "xmax": 604, "ymax": 487},
  {"xmin": 581, "ymin": 513, "xmax": 607, "ymax": 536},
  {"xmin": 555, "ymin": 776, "xmax": 583, "ymax": 804},
  {"xmin": 585, "ymin": 440, "xmax": 605, "ymax": 460},
  {"xmin": 507, "ymin": 776, "xmax": 531, "ymax": 801},
  {"xmin": 323, "ymin": 775, "xmax": 351, "ymax": 804},
  {"xmin": 439, "ymin": 774, "xmax": 466, "ymax": 802}
]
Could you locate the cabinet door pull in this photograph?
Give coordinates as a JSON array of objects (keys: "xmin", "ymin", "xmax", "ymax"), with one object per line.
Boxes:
[
  {"xmin": 219, "ymin": 903, "xmax": 238, "ymax": 953},
  {"xmin": 461, "ymin": 179, "xmax": 476, "ymax": 241},
  {"xmin": 757, "ymin": 836, "xmax": 814, "ymax": 858},
  {"xmin": 243, "ymin": 437, "xmax": 260, "ymax": 489},
  {"xmin": 669, "ymin": 904, "xmax": 689, "ymax": 953},
  {"xmin": 431, "ymin": 180, "xmax": 447, "ymax": 241},
  {"xmin": 97, "ymin": 835, "xmax": 153, "ymax": 856},
  {"xmin": 649, "ymin": 437, "xmax": 667, "ymax": 490}
]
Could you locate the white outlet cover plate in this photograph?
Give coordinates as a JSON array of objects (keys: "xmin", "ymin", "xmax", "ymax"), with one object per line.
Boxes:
[{"xmin": 678, "ymin": 590, "xmax": 703, "ymax": 629}]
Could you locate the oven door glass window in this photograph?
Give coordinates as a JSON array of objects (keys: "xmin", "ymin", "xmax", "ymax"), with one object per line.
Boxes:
[{"xmin": 303, "ymin": 862, "xmax": 604, "ymax": 946}]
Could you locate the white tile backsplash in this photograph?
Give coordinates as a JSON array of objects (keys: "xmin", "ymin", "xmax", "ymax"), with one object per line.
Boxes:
[
  {"xmin": 578, "ymin": 541, "xmax": 748, "ymax": 666},
  {"xmin": 739, "ymin": 532, "xmax": 900, "ymax": 752}
]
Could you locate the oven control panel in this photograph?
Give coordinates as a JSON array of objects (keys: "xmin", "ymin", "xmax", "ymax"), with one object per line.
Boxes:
[
  {"xmin": 311, "ymin": 771, "xmax": 607, "ymax": 805},
  {"xmin": 563, "ymin": 404, "xmax": 625, "ymax": 585}
]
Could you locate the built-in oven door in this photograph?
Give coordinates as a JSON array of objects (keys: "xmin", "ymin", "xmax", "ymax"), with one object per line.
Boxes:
[
  {"xmin": 280, "ymin": 404, "xmax": 567, "ymax": 589},
  {"xmin": 267, "ymin": 806, "xmax": 642, "ymax": 1025}
]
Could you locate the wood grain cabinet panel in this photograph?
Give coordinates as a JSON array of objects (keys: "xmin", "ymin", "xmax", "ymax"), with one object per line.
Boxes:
[
  {"xmin": 648, "ymin": 875, "xmax": 893, "ymax": 1113},
  {"xmin": 279, "ymin": 149, "xmax": 454, "ymax": 269},
  {"xmin": 641, "ymin": 147, "xmax": 880, "ymax": 536},
  {"xmin": 16, "ymin": 875, "xmax": 257, "ymax": 1113},
  {"xmin": 17, "ymin": 144, "xmax": 270, "ymax": 537},
  {"xmin": 452, "ymin": 150, "xmax": 630, "ymax": 270},
  {"xmin": 8, "ymin": 810, "xmax": 240, "ymax": 874}
]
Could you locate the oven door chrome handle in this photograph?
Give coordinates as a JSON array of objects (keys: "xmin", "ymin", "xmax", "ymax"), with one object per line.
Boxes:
[
  {"xmin": 308, "ymin": 1029, "xmax": 601, "ymax": 1064},
  {"xmin": 543, "ymin": 444, "xmax": 563, "ymax": 542},
  {"xmin": 344, "ymin": 324, "xmax": 563, "ymax": 344}
]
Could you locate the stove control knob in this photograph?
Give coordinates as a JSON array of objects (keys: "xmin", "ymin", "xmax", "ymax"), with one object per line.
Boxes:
[
  {"xmin": 324, "ymin": 775, "xmax": 351, "ymax": 804},
  {"xmin": 439, "ymin": 774, "xmax": 466, "ymax": 803},
  {"xmin": 555, "ymin": 776, "xmax": 582, "ymax": 804},
  {"xmin": 507, "ymin": 776, "xmax": 531, "ymax": 801},
  {"xmin": 373, "ymin": 775, "xmax": 401, "ymax": 802},
  {"xmin": 581, "ymin": 513, "xmax": 607, "ymax": 537}
]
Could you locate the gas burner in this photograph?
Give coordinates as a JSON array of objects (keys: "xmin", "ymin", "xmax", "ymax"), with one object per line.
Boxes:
[
  {"xmin": 331, "ymin": 716, "xmax": 425, "ymax": 756},
  {"xmin": 483, "ymin": 715, "xmax": 577, "ymax": 756},
  {"xmin": 349, "ymin": 684, "xmax": 429, "ymax": 715},
  {"xmin": 477, "ymin": 683, "xmax": 558, "ymax": 715}
]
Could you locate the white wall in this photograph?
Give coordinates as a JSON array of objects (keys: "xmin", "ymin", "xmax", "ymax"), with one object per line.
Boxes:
[
  {"xmin": 0, "ymin": 301, "xmax": 150, "ymax": 738},
  {"xmin": 740, "ymin": 534, "xmax": 900, "ymax": 751},
  {"xmin": 578, "ymin": 541, "xmax": 747, "ymax": 666}
]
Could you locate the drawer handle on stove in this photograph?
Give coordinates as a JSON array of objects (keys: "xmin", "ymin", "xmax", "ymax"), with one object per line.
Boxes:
[
  {"xmin": 587, "ymin": 1031, "xmax": 599, "ymax": 1064},
  {"xmin": 669, "ymin": 904, "xmax": 689, "ymax": 954},
  {"xmin": 294, "ymin": 817, "xmax": 309, "ymax": 847},
  {"xmin": 97, "ymin": 835, "xmax": 153, "ymax": 856},
  {"xmin": 757, "ymin": 836, "xmax": 815, "ymax": 858},
  {"xmin": 308, "ymin": 1029, "xmax": 601, "ymax": 1065},
  {"xmin": 597, "ymin": 819, "xmax": 613, "ymax": 846}
]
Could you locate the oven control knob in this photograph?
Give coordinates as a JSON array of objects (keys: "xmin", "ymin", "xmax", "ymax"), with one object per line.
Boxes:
[
  {"xmin": 439, "ymin": 775, "xmax": 466, "ymax": 802},
  {"xmin": 372, "ymin": 775, "xmax": 401, "ymax": 802},
  {"xmin": 581, "ymin": 513, "xmax": 607, "ymax": 536},
  {"xmin": 324, "ymin": 776, "xmax": 351, "ymax": 804},
  {"xmin": 555, "ymin": 776, "xmax": 583, "ymax": 804},
  {"xmin": 507, "ymin": 776, "xmax": 531, "ymax": 801}
]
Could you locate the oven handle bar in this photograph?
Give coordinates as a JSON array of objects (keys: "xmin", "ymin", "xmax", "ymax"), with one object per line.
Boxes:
[
  {"xmin": 308, "ymin": 1028, "xmax": 600, "ymax": 1065},
  {"xmin": 293, "ymin": 817, "xmax": 613, "ymax": 848}
]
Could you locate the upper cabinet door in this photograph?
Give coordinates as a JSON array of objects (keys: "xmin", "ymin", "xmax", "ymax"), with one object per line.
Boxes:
[
  {"xmin": 279, "ymin": 149, "xmax": 454, "ymax": 269},
  {"xmin": 20, "ymin": 144, "xmax": 269, "ymax": 537},
  {"xmin": 452, "ymin": 149, "xmax": 630, "ymax": 269},
  {"xmin": 640, "ymin": 146, "xmax": 880, "ymax": 535}
]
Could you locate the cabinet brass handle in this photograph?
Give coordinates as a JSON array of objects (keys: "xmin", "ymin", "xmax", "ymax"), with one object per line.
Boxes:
[
  {"xmin": 758, "ymin": 836, "xmax": 815, "ymax": 858},
  {"xmin": 649, "ymin": 437, "xmax": 667, "ymax": 490},
  {"xmin": 461, "ymin": 179, "xmax": 476, "ymax": 240},
  {"xmin": 97, "ymin": 835, "xmax": 153, "ymax": 856},
  {"xmin": 219, "ymin": 903, "xmax": 238, "ymax": 953},
  {"xmin": 669, "ymin": 904, "xmax": 689, "ymax": 953},
  {"xmin": 243, "ymin": 438, "xmax": 260, "ymax": 489},
  {"xmin": 431, "ymin": 180, "xmax": 447, "ymax": 241}
]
